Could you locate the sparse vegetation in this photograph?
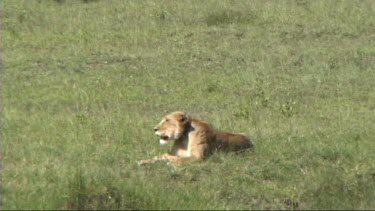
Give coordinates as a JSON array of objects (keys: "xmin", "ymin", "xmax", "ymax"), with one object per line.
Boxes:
[{"xmin": 2, "ymin": 0, "xmax": 375, "ymax": 209}]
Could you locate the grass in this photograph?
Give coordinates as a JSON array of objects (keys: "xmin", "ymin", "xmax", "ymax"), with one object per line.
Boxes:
[{"xmin": 2, "ymin": 0, "xmax": 375, "ymax": 209}]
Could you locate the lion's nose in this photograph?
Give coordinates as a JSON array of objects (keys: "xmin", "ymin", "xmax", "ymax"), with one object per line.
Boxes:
[{"xmin": 154, "ymin": 128, "xmax": 158, "ymax": 132}]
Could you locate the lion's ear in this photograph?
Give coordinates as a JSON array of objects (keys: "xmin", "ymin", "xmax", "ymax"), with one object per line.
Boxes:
[{"xmin": 181, "ymin": 114, "xmax": 191, "ymax": 123}]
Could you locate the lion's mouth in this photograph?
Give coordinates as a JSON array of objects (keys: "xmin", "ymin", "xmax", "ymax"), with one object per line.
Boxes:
[
  {"xmin": 158, "ymin": 134, "xmax": 170, "ymax": 145},
  {"xmin": 160, "ymin": 135, "xmax": 169, "ymax": 140}
]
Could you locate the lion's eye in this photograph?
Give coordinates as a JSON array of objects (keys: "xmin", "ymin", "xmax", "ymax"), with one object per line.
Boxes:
[{"xmin": 165, "ymin": 119, "xmax": 169, "ymax": 122}]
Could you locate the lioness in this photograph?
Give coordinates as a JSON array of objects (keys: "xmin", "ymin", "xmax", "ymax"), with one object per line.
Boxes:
[{"xmin": 138, "ymin": 111, "xmax": 253, "ymax": 166}]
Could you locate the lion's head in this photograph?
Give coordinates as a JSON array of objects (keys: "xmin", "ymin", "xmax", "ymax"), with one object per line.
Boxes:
[{"xmin": 154, "ymin": 111, "xmax": 191, "ymax": 145}]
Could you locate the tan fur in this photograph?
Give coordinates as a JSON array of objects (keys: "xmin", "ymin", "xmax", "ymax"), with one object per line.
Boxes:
[{"xmin": 138, "ymin": 111, "xmax": 253, "ymax": 166}]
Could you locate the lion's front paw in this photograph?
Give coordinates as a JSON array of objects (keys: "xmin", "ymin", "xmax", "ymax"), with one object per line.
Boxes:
[{"xmin": 137, "ymin": 160, "xmax": 149, "ymax": 166}]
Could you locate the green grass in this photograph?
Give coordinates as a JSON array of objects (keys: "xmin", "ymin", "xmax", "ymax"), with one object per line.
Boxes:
[{"xmin": 2, "ymin": 0, "xmax": 375, "ymax": 209}]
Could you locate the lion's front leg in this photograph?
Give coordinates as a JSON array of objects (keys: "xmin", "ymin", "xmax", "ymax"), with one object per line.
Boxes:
[
  {"xmin": 167, "ymin": 156, "xmax": 201, "ymax": 166},
  {"xmin": 137, "ymin": 153, "xmax": 178, "ymax": 165}
]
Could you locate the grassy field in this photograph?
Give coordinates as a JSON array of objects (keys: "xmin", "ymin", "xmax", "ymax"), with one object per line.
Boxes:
[{"xmin": 2, "ymin": 0, "xmax": 375, "ymax": 209}]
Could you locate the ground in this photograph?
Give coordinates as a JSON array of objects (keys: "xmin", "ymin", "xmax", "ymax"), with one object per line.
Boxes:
[{"xmin": 1, "ymin": 0, "xmax": 375, "ymax": 209}]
